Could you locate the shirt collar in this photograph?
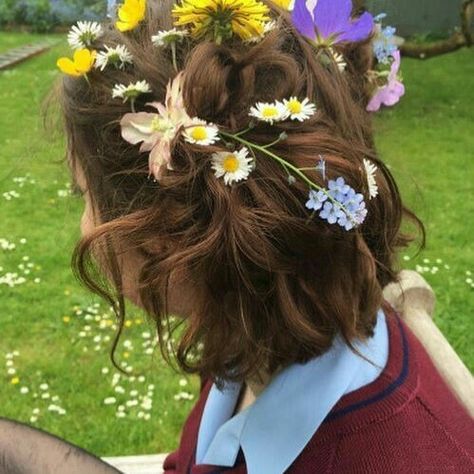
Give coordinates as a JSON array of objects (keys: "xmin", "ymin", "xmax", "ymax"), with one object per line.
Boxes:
[{"xmin": 196, "ymin": 309, "xmax": 389, "ymax": 474}]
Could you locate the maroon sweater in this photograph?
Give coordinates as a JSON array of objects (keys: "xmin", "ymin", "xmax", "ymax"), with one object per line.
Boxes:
[{"xmin": 164, "ymin": 307, "xmax": 474, "ymax": 473}]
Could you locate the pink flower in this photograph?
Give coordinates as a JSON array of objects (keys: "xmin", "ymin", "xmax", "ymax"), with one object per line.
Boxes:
[
  {"xmin": 366, "ymin": 50, "xmax": 405, "ymax": 113},
  {"xmin": 120, "ymin": 72, "xmax": 193, "ymax": 180}
]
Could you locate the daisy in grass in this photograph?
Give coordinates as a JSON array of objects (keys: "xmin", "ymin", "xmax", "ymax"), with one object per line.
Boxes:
[
  {"xmin": 363, "ymin": 158, "xmax": 379, "ymax": 199},
  {"xmin": 249, "ymin": 101, "xmax": 289, "ymax": 124},
  {"xmin": 152, "ymin": 28, "xmax": 189, "ymax": 47},
  {"xmin": 57, "ymin": 49, "xmax": 96, "ymax": 77},
  {"xmin": 183, "ymin": 121, "xmax": 220, "ymax": 146},
  {"xmin": 283, "ymin": 97, "xmax": 316, "ymax": 121},
  {"xmin": 172, "ymin": 0, "xmax": 270, "ymax": 43},
  {"xmin": 68, "ymin": 21, "xmax": 103, "ymax": 50},
  {"xmin": 116, "ymin": 0, "xmax": 147, "ymax": 32},
  {"xmin": 211, "ymin": 148, "xmax": 254, "ymax": 185},
  {"xmin": 95, "ymin": 45, "xmax": 133, "ymax": 71},
  {"xmin": 112, "ymin": 80, "xmax": 152, "ymax": 103}
]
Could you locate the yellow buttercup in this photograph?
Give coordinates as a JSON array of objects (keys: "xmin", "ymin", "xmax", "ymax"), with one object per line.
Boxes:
[
  {"xmin": 116, "ymin": 0, "xmax": 147, "ymax": 32},
  {"xmin": 57, "ymin": 49, "xmax": 96, "ymax": 77}
]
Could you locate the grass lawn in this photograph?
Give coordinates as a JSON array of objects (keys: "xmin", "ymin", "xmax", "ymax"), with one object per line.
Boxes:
[
  {"xmin": 0, "ymin": 31, "xmax": 61, "ymax": 54},
  {"xmin": 0, "ymin": 34, "xmax": 473, "ymax": 458}
]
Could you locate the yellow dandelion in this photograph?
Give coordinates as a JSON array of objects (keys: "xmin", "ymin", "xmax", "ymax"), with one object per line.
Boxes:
[
  {"xmin": 11, "ymin": 377, "xmax": 20, "ymax": 385},
  {"xmin": 173, "ymin": 0, "xmax": 270, "ymax": 43},
  {"xmin": 125, "ymin": 320, "xmax": 133, "ymax": 328},
  {"xmin": 57, "ymin": 49, "xmax": 96, "ymax": 77},
  {"xmin": 116, "ymin": 0, "xmax": 147, "ymax": 32},
  {"xmin": 63, "ymin": 316, "xmax": 71, "ymax": 323},
  {"xmin": 271, "ymin": 0, "xmax": 292, "ymax": 9}
]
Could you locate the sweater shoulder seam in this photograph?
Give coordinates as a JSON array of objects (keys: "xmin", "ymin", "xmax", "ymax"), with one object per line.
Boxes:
[{"xmin": 415, "ymin": 396, "xmax": 474, "ymax": 462}]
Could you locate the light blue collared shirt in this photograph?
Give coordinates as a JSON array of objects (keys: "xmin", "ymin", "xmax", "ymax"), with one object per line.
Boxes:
[{"xmin": 195, "ymin": 309, "xmax": 389, "ymax": 474}]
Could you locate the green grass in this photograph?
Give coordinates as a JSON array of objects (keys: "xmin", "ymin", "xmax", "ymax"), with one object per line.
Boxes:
[
  {"xmin": 0, "ymin": 35, "xmax": 473, "ymax": 457},
  {"xmin": 0, "ymin": 31, "xmax": 61, "ymax": 54}
]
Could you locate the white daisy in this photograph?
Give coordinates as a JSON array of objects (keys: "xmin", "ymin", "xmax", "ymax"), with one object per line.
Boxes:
[
  {"xmin": 152, "ymin": 28, "xmax": 189, "ymax": 47},
  {"xmin": 112, "ymin": 80, "xmax": 152, "ymax": 102},
  {"xmin": 329, "ymin": 48, "xmax": 347, "ymax": 72},
  {"xmin": 182, "ymin": 121, "xmax": 220, "ymax": 146},
  {"xmin": 363, "ymin": 158, "xmax": 379, "ymax": 199},
  {"xmin": 95, "ymin": 45, "xmax": 133, "ymax": 71},
  {"xmin": 211, "ymin": 148, "xmax": 254, "ymax": 186},
  {"xmin": 249, "ymin": 101, "xmax": 289, "ymax": 124},
  {"xmin": 67, "ymin": 21, "xmax": 103, "ymax": 50},
  {"xmin": 283, "ymin": 97, "xmax": 317, "ymax": 122}
]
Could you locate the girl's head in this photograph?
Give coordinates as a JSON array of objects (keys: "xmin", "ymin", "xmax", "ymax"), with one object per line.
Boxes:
[{"xmin": 57, "ymin": 0, "xmax": 423, "ymax": 382}]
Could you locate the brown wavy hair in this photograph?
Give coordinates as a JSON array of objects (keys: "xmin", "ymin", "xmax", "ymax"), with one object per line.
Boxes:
[{"xmin": 55, "ymin": 0, "xmax": 424, "ymax": 384}]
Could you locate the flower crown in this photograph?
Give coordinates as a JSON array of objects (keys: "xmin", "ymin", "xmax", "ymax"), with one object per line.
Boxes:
[{"xmin": 57, "ymin": 0, "xmax": 402, "ymax": 232}]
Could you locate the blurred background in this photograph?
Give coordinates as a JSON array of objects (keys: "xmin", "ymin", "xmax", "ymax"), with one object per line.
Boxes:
[{"xmin": 0, "ymin": 0, "xmax": 473, "ymax": 460}]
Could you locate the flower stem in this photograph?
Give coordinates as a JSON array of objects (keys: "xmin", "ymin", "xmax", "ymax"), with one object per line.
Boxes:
[
  {"xmin": 171, "ymin": 42, "xmax": 178, "ymax": 72},
  {"xmin": 220, "ymin": 131, "xmax": 354, "ymax": 222}
]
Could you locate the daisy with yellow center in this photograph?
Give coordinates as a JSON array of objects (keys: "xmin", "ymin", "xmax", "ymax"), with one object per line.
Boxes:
[
  {"xmin": 249, "ymin": 101, "xmax": 289, "ymax": 124},
  {"xmin": 211, "ymin": 147, "xmax": 254, "ymax": 185},
  {"xmin": 282, "ymin": 97, "xmax": 317, "ymax": 121},
  {"xmin": 116, "ymin": 0, "xmax": 147, "ymax": 32},
  {"xmin": 57, "ymin": 49, "xmax": 96, "ymax": 77},
  {"xmin": 172, "ymin": 0, "xmax": 270, "ymax": 43},
  {"xmin": 183, "ymin": 121, "xmax": 220, "ymax": 145}
]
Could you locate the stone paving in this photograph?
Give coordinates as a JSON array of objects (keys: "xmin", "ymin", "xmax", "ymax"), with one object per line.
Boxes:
[{"xmin": 0, "ymin": 41, "xmax": 58, "ymax": 71}]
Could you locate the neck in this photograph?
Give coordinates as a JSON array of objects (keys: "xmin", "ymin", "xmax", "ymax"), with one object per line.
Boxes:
[{"xmin": 245, "ymin": 364, "xmax": 283, "ymax": 398}]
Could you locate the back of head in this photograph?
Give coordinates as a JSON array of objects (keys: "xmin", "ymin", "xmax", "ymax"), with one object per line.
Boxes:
[{"xmin": 57, "ymin": 0, "xmax": 424, "ymax": 383}]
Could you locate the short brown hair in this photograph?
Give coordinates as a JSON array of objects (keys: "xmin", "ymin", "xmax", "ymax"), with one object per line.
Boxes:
[{"xmin": 56, "ymin": 0, "xmax": 424, "ymax": 383}]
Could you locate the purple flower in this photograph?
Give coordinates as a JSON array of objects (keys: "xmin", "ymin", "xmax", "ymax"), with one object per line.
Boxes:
[
  {"xmin": 292, "ymin": 0, "xmax": 374, "ymax": 46},
  {"xmin": 367, "ymin": 50, "xmax": 405, "ymax": 112}
]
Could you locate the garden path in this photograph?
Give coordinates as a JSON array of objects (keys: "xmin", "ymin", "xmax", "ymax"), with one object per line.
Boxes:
[{"xmin": 0, "ymin": 40, "xmax": 58, "ymax": 71}]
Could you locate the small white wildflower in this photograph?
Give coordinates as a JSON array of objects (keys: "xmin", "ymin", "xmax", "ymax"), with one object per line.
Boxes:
[
  {"xmin": 179, "ymin": 378, "xmax": 188, "ymax": 387},
  {"xmin": 249, "ymin": 101, "xmax": 289, "ymax": 124},
  {"xmin": 68, "ymin": 21, "xmax": 103, "ymax": 50},
  {"xmin": 183, "ymin": 122, "xmax": 220, "ymax": 146},
  {"xmin": 104, "ymin": 397, "xmax": 117, "ymax": 405},
  {"xmin": 363, "ymin": 159, "xmax": 379, "ymax": 199},
  {"xmin": 282, "ymin": 97, "xmax": 317, "ymax": 122},
  {"xmin": 101, "ymin": 367, "xmax": 110, "ymax": 375},
  {"xmin": 95, "ymin": 45, "xmax": 133, "ymax": 71},
  {"xmin": 151, "ymin": 28, "xmax": 188, "ymax": 47},
  {"xmin": 112, "ymin": 80, "xmax": 152, "ymax": 103},
  {"xmin": 20, "ymin": 387, "xmax": 29, "ymax": 394},
  {"xmin": 329, "ymin": 48, "xmax": 347, "ymax": 72},
  {"xmin": 32, "ymin": 408, "xmax": 40, "ymax": 415},
  {"xmin": 39, "ymin": 383, "xmax": 49, "ymax": 391},
  {"xmin": 211, "ymin": 147, "xmax": 254, "ymax": 186}
]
